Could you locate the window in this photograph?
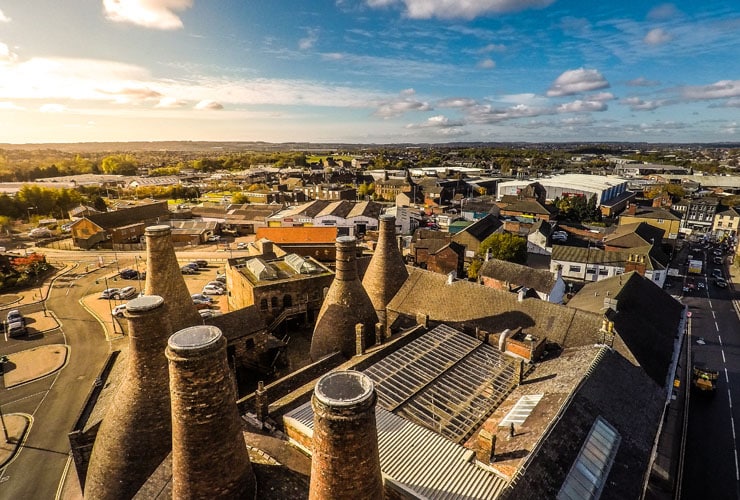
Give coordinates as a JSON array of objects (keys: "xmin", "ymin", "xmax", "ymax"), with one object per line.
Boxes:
[
  {"xmin": 656, "ymin": 218, "xmax": 664, "ymax": 223},
  {"xmin": 260, "ymin": 298, "xmax": 268, "ymax": 310},
  {"xmin": 598, "ymin": 269, "xmax": 609, "ymax": 276},
  {"xmin": 569, "ymin": 265, "xmax": 581, "ymax": 273},
  {"xmin": 283, "ymin": 294, "xmax": 292, "ymax": 308},
  {"xmin": 271, "ymin": 297, "xmax": 279, "ymax": 308}
]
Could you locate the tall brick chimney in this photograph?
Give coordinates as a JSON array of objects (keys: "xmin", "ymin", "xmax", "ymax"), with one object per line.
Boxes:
[
  {"xmin": 309, "ymin": 371, "xmax": 383, "ymax": 500},
  {"xmin": 362, "ymin": 215, "xmax": 408, "ymax": 333},
  {"xmin": 311, "ymin": 236, "xmax": 378, "ymax": 360},
  {"xmin": 144, "ymin": 225, "xmax": 202, "ymax": 333},
  {"xmin": 84, "ymin": 295, "xmax": 173, "ymax": 499},
  {"xmin": 166, "ymin": 325, "xmax": 256, "ymax": 499}
]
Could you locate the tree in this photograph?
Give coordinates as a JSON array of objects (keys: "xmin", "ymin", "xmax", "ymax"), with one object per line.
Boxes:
[
  {"xmin": 479, "ymin": 233, "xmax": 528, "ymax": 263},
  {"xmin": 101, "ymin": 155, "xmax": 138, "ymax": 175}
]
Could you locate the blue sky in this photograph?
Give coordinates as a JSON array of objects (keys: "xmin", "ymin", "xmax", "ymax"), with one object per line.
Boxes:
[{"xmin": 0, "ymin": 0, "xmax": 738, "ymax": 144}]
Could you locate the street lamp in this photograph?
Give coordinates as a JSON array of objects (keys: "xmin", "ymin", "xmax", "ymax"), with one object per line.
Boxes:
[
  {"xmin": 134, "ymin": 255, "xmax": 144, "ymax": 294},
  {"xmin": 96, "ymin": 275, "xmax": 119, "ymax": 335},
  {"xmin": 26, "ymin": 205, "xmax": 36, "ymax": 222}
]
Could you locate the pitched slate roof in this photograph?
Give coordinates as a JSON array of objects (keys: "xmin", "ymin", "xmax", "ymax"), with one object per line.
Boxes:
[
  {"xmin": 316, "ymin": 200, "xmax": 354, "ymax": 218},
  {"xmin": 565, "ymin": 271, "xmax": 682, "ymax": 385},
  {"xmin": 86, "ymin": 201, "xmax": 170, "ymax": 230},
  {"xmin": 500, "ymin": 199, "xmax": 555, "ymax": 216},
  {"xmin": 551, "ymin": 245, "xmax": 667, "ymax": 271},
  {"xmin": 387, "ymin": 267, "xmax": 603, "ymax": 349},
  {"xmin": 628, "ymin": 206, "xmax": 682, "ymax": 221},
  {"xmin": 603, "ymin": 221, "xmax": 665, "ymax": 248},
  {"xmin": 454, "ymin": 213, "xmax": 502, "ymax": 242},
  {"xmin": 347, "ymin": 200, "xmax": 383, "ymax": 219},
  {"xmin": 479, "ymin": 258, "xmax": 557, "ymax": 292}
]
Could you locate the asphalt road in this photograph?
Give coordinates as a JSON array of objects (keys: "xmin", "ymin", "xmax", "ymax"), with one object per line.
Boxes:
[
  {"xmin": 681, "ymin": 260, "xmax": 740, "ymax": 500},
  {"xmin": 0, "ymin": 267, "xmax": 121, "ymax": 499}
]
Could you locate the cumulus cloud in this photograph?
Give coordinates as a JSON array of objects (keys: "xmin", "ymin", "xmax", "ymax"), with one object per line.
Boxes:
[
  {"xmin": 194, "ymin": 99, "xmax": 223, "ymax": 110},
  {"xmin": 99, "ymin": 86, "xmax": 163, "ymax": 104},
  {"xmin": 644, "ymin": 28, "xmax": 672, "ymax": 46},
  {"xmin": 588, "ymin": 92, "xmax": 615, "ymax": 102},
  {"xmin": 406, "ymin": 114, "xmax": 463, "ymax": 129},
  {"xmin": 103, "ymin": 0, "xmax": 192, "ymax": 30},
  {"xmin": 155, "ymin": 96, "xmax": 188, "ymax": 108},
  {"xmin": 468, "ymin": 103, "xmax": 551, "ymax": 124},
  {"xmin": 436, "ymin": 97, "xmax": 477, "ymax": 108},
  {"xmin": 681, "ymin": 80, "xmax": 740, "ymax": 100},
  {"xmin": 367, "ymin": 0, "xmax": 555, "ymax": 20},
  {"xmin": 374, "ymin": 89, "xmax": 432, "ymax": 118},
  {"xmin": 547, "ymin": 68, "xmax": 610, "ymax": 97},
  {"xmin": 0, "ymin": 9, "xmax": 11, "ymax": 22},
  {"xmin": 556, "ymin": 99, "xmax": 607, "ymax": 113},
  {"xmin": 40, "ymin": 103, "xmax": 67, "ymax": 113},
  {"xmin": 299, "ymin": 28, "xmax": 319, "ymax": 50},
  {"xmin": 477, "ymin": 58, "xmax": 495, "ymax": 69},
  {"xmin": 620, "ymin": 97, "xmax": 667, "ymax": 111},
  {"xmin": 0, "ymin": 42, "xmax": 18, "ymax": 63},
  {"xmin": 627, "ymin": 77, "xmax": 660, "ymax": 87},
  {"xmin": 479, "ymin": 43, "xmax": 505, "ymax": 53}
]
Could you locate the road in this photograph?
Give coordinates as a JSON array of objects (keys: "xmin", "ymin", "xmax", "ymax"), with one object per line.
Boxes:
[
  {"xmin": 0, "ymin": 267, "xmax": 122, "ymax": 499},
  {"xmin": 681, "ymin": 259, "xmax": 740, "ymax": 500}
]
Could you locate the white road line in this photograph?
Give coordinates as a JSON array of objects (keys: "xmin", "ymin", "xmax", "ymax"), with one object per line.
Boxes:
[
  {"xmin": 723, "ymin": 350, "xmax": 727, "ymax": 364},
  {"xmin": 712, "ymin": 310, "xmax": 717, "ymax": 319},
  {"xmin": 708, "ymin": 300, "xmax": 713, "ymax": 309},
  {"xmin": 735, "ymin": 449, "xmax": 740, "ymax": 481},
  {"xmin": 726, "ymin": 368, "xmax": 730, "ymax": 383},
  {"xmin": 729, "ymin": 388, "xmax": 733, "ymax": 408},
  {"xmin": 733, "ymin": 417, "xmax": 737, "ymax": 440},
  {"xmin": 716, "ymin": 321, "xmax": 720, "ymax": 331},
  {"xmin": 719, "ymin": 335, "xmax": 723, "ymax": 346}
]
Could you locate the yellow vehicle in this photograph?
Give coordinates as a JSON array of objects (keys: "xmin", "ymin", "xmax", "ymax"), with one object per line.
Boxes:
[{"xmin": 692, "ymin": 363, "xmax": 718, "ymax": 393}]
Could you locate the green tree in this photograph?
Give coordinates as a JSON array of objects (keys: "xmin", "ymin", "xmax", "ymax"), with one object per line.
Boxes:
[
  {"xmin": 100, "ymin": 155, "xmax": 138, "ymax": 175},
  {"xmin": 478, "ymin": 233, "xmax": 528, "ymax": 264}
]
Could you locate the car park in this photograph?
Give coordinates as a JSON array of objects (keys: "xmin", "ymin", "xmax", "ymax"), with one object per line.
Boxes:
[
  {"xmin": 206, "ymin": 280, "xmax": 226, "ymax": 290},
  {"xmin": 202, "ymin": 284, "xmax": 225, "ymax": 295}
]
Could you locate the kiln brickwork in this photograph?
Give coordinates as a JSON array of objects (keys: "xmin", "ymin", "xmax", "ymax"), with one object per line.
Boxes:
[
  {"xmin": 362, "ymin": 215, "xmax": 408, "ymax": 332},
  {"xmin": 308, "ymin": 371, "xmax": 383, "ymax": 500},
  {"xmin": 143, "ymin": 224, "xmax": 202, "ymax": 333},
  {"xmin": 84, "ymin": 295, "xmax": 173, "ymax": 499},
  {"xmin": 167, "ymin": 325, "xmax": 256, "ymax": 499},
  {"xmin": 310, "ymin": 236, "xmax": 378, "ymax": 360}
]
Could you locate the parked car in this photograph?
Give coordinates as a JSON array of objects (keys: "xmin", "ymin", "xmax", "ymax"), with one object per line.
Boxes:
[
  {"xmin": 100, "ymin": 288, "xmax": 121, "ymax": 299},
  {"xmin": 711, "ymin": 269, "xmax": 723, "ymax": 279},
  {"xmin": 112, "ymin": 304, "xmax": 127, "ymax": 317},
  {"xmin": 202, "ymin": 284, "xmax": 225, "ymax": 295},
  {"xmin": 237, "ymin": 242, "xmax": 247, "ymax": 249},
  {"xmin": 215, "ymin": 274, "xmax": 227, "ymax": 284},
  {"xmin": 119, "ymin": 268, "xmax": 139, "ymax": 279},
  {"xmin": 119, "ymin": 286, "xmax": 138, "ymax": 299},
  {"xmin": 29, "ymin": 227, "xmax": 53, "ymax": 239},
  {"xmin": 206, "ymin": 281, "xmax": 226, "ymax": 291},
  {"xmin": 6, "ymin": 309, "xmax": 23, "ymax": 325},
  {"xmin": 207, "ymin": 235, "xmax": 221, "ymax": 242},
  {"xmin": 181, "ymin": 266, "xmax": 198, "ymax": 275},
  {"xmin": 194, "ymin": 260, "xmax": 208, "ymax": 268},
  {"xmin": 191, "ymin": 293, "xmax": 213, "ymax": 303},
  {"xmin": 713, "ymin": 256, "xmax": 723, "ymax": 265},
  {"xmin": 714, "ymin": 278, "xmax": 728, "ymax": 288},
  {"xmin": 192, "ymin": 300, "xmax": 212, "ymax": 310},
  {"xmin": 199, "ymin": 309, "xmax": 223, "ymax": 319}
]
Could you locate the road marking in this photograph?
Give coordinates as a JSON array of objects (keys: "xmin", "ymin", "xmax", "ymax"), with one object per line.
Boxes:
[
  {"xmin": 716, "ymin": 321, "xmax": 720, "ymax": 331},
  {"xmin": 712, "ymin": 310, "xmax": 717, "ymax": 319},
  {"xmin": 719, "ymin": 335, "xmax": 723, "ymax": 346},
  {"xmin": 726, "ymin": 368, "xmax": 730, "ymax": 383},
  {"xmin": 735, "ymin": 448, "xmax": 740, "ymax": 481},
  {"xmin": 729, "ymin": 388, "xmax": 733, "ymax": 408},
  {"xmin": 708, "ymin": 300, "xmax": 713, "ymax": 309},
  {"xmin": 723, "ymin": 350, "xmax": 727, "ymax": 364},
  {"xmin": 733, "ymin": 417, "xmax": 737, "ymax": 440}
]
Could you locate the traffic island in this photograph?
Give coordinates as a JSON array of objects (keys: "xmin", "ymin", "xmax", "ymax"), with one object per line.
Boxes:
[
  {"xmin": 0, "ymin": 414, "xmax": 31, "ymax": 468},
  {"xmin": 2, "ymin": 345, "xmax": 69, "ymax": 388}
]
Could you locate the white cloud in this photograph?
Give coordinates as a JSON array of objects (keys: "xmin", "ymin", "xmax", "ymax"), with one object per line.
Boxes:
[
  {"xmin": 556, "ymin": 100, "xmax": 607, "ymax": 113},
  {"xmin": 40, "ymin": 103, "xmax": 67, "ymax": 113},
  {"xmin": 367, "ymin": 0, "xmax": 555, "ymax": 20},
  {"xmin": 155, "ymin": 96, "xmax": 188, "ymax": 108},
  {"xmin": 497, "ymin": 93, "xmax": 549, "ymax": 106},
  {"xmin": 436, "ymin": 97, "xmax": 476, "ymax": 108},
  {"xmin": 620, "ymin": 97, "xmax": 666, "ymax": 111},
  {"xmin": 0, "ymin": 42, "xmax": 18, "ymax": 63},
  {"xmin": 644, "ymin": 28, "xmax": 672, "ymax": 46},
  {"xmin": 0, "ymin": 101, "xmax": 23, "ymax": 110},
  {"xmin": 468, "ymin": 103, "xmax": 551, "ymax": 124},
  {"xmin": 103, "ymin": 0, "xmax": 192, "ymax": 30},
  {"xmin": 0, "ymin": 9, "xmax": 11, "ymax": 23},
  {"xmin": 479, "ymin": 43, "xmax": 506, "ymax": 53},
  {"xmin": 299, "ymin": 28, "xmax": 319, "ymax": 50},
  {"xmin": 477, "ymin": 58, "xmax": 495, "ymax": 69},
  {"xmin": 588, "ymin": 92, "xmax": 615, "ymax": 102},
  {"xmin": 194, "ymin": 100, "xmax": 223, "ymax": 110},
  {"xmin": 627, "ymin": 77, "xmax": 660, "ymax": 87},
  {"xmin": 681, "ymin": 80, "xmax": 740, "ymax": 100},
  {"xmin": 374, "ymin": 89, "xmax": 432, "ymax": 118},
  {"xmin": 406, "ymin": 114, "xmax": 463, "ymax": 129},
  {"xmin": 547, "ymin": 68, "xmax": 609, "ymax": 97},
  {"xmin": 100, "ymin": 86, "xmax": 163, "ymax": 104},
  {"xmin": 647, "ymin": 4, "xmax": 680, "ymax": 21}
]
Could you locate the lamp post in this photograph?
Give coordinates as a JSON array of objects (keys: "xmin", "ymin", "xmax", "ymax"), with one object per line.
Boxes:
[
  {"xmin": 134, "ymin": 255, "xmax": 143, "ymax": 294},
  {"xmin": 26, "ymin": 205, "xmax": 36, "ymax": 222},
  {"xmin": 96, "ymin": 275, "xmax": 119, "ymax": 335},
  {"xmin": 0, "ymin": 403, "xmax": 10, "ymax": 443}
]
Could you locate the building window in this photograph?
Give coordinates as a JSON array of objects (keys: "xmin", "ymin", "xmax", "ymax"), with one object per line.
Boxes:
[
  {"xmin": 569, "ymin": 265, "xmax": 581, "ymax": 273},
  {"xmin": 599, "ymin": 269, "xmax": 609, "ymax": 276},
  {"xmin": 260, "ymin": 298, "xmax": 268, "ymax": 310},
  {"xmin": 271, "ymin": 297, "xmax": 279, "ymax": 308},
  {"xmin": 283, "ymin": 294, "xmax": 292, "ymax": 308},
  {"xmin": 586, "ymin": 269, "xmax": 596, "ymax": 275},
  {"xmin": 657, "ymin": 219, "xmax": 664, "ymax": 223}
]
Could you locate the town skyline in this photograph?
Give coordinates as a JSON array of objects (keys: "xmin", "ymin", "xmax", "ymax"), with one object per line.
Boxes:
[{"xmin": 0, "ymin": 1, "xmax": 738, "ymax": 144}]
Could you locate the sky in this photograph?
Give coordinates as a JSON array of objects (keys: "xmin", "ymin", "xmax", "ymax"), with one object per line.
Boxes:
[{"xmin": 0, "ymin": 0, "xmax": 738, "ymax": 144}]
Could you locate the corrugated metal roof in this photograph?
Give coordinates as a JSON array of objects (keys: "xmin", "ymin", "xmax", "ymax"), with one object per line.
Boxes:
[{"xmin": 284, "ymin": 405, "xmax": 508, "ymax": 499}]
